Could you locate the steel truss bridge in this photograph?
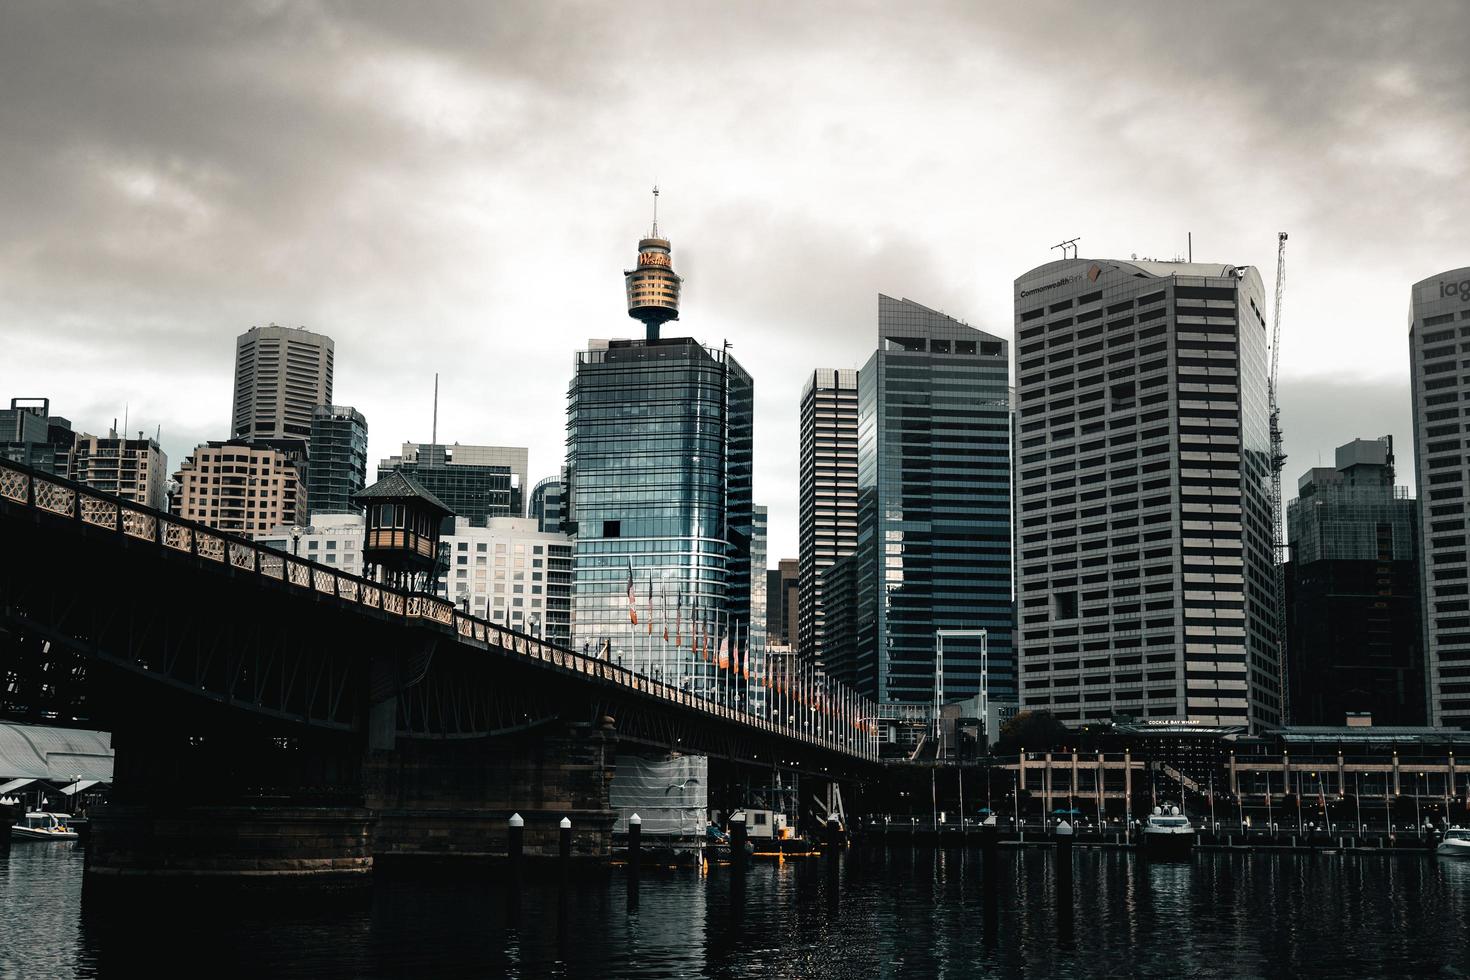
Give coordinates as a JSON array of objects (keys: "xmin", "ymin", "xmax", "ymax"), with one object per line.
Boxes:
[{"xmin": 0, "ymin": 458, "xmax": 880, "ymax": 773}]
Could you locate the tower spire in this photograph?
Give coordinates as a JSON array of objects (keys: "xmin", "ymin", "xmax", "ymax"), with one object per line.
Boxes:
[
  {"xmin": 625, "ymin": 189, "xmax": 681, "ymax": 342},
  {"xmin": 651, "ymin": 185, "xmax": 660, "ymax": 238}
]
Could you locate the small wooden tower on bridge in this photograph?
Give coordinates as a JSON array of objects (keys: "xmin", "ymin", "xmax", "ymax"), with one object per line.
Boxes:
[{"xmin": 354, "ymin": 471, "xmax": 454, "ymax": 593}]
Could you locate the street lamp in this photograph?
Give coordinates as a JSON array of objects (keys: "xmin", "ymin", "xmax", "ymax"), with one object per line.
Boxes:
[{"xmin": 290, "ymin": 524, "xmax": 304, "ymax": 556}]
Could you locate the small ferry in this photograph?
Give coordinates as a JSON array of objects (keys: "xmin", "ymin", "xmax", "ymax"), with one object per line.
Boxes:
[
  {"xmin": 11, "ymin": 812, "xmax": 79, "ymax": 841},
  {"xmin": 1141, "ymin": 806, "xmax": 1195, "ymax": 859},
  {"xmin": 1437, "ymin": 827, "xmax": 1470, "ymax": 857}
]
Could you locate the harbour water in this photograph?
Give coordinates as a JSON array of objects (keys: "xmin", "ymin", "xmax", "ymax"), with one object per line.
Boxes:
[{"xmin": 3, "ymin": 843, "xmax": 1468, "ymax": 978}]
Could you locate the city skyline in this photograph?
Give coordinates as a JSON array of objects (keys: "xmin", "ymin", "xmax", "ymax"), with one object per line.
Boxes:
[{"xmin": 3, "ymin": 3, "xmax": 1466, "ymax": 561}]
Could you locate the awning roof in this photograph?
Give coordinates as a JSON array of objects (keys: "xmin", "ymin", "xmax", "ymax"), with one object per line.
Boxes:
[{"xmin": 0, "ymin": 722, "xmax": 113, "ymax": 783}]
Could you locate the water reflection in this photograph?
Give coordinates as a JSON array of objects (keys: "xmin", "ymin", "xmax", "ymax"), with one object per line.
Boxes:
[{"xmin": 2, "ymin": 843, "xmax": 1468, "ymax": 978}]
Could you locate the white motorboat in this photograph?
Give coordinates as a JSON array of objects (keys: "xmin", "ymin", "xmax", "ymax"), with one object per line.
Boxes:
[
  {"xmin": 11, "ymin": 812, "xmax": 78, "ymax": 841},
  {"xmin": 1142, "ymin": 806, "xmax": 1195, "ymax": 859},
  {"xmin": 1437, "ymin": 827, "xmax": 1470, "ymax": 857}
]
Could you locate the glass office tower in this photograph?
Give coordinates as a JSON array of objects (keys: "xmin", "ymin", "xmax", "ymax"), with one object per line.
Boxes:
[
  {"xmin": 307, "ymin": 405, "xmax": 368, "ymax": 516},
  {"xmin": 566, "ymin": 336, "xmax": 754, "ymax": 680},
  {"xmin": 850, "ymin": 295, "xmax": 1014, "ymax": 705},
  {"xmin": 377, "ymin": 442, "xmax": 527, "ymax": 526}
]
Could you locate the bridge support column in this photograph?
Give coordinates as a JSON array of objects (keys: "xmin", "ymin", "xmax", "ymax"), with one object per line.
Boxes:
[{"xmin": 366, "ymin": 716, "xmax": 618, "ymax": 868}]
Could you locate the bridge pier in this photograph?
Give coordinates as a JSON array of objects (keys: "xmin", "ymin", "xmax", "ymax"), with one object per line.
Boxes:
[{"xmin": 366, "ymin": 715, "xmax": 618, "ymax": 868}]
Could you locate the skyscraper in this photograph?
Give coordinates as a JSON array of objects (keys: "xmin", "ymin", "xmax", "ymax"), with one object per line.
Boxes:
[
  {"xmin": 306, "ymin": 405, "xmax": 368, "ymax": 516},
  {"xmin": 378, "ymin": 442, "xmax": 527, "ymax": 526},
  {"xmin": 1013, "ymin": 257, "xmax": 1280, "ymax": 729},
  {"xmin": 529, "ymin": 474, "xmax": 566, "ymax": 533},
  {"xmin": 230, "ymin": 325, "xmax": 334, "ymax": 443},
  {"xmin": 1409, "ymin": 266, "xmax": 1470, "ymax": 729},
  {"xmin": 1285, "ymin": 437, "xmax": 1422, "ymax": 726},
  {"xmin": 437, "ymin": 516, "xmax": 573, "ymax": 645},
  {"xmin": 768, "ymin": 559, "xmax": 799, "ymax": 649},
  {"xmin": 171, "ymin": 440, "xmax": 306, "ymax": 534},
  {"xmin": 566, "ymin": 223, "xmax": 753, "ymax": 678},
  {"xmin": 798, "ymin": 368, "xmax": 860, "ymax": 664},
  {"xmin": 846, "ymin": 295, "xmax": 1013, "ymax": 706}
]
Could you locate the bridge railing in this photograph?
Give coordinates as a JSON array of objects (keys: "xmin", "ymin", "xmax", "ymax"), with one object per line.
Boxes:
[{"xmin": 0, "ymin": 458, "xmax": 880, "ymax": 762}]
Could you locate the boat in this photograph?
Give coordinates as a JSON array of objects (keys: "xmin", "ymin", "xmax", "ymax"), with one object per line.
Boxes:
[
  {"xmin": 733, "ymin": 808, "xmax": 819, "ymax": 858},
  {"xmin": 11, "ymin": 812, "xmax": 79, "ymax": 841},
  {"xmin": 1437, "ymin": 827, "xmax": 1470, "ymax": 857},
  {"xmin": 1141, "ymin": 805, "xmax": 1194, "ymax": 859}
]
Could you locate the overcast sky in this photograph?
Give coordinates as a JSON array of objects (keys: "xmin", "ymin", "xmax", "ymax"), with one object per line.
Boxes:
[{"xmin": 3, "ymin": 1, "xmax": 1467, "ymax": 559}]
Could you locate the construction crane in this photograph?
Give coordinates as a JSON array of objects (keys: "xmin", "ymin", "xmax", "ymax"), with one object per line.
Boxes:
[{"xmin": 1269, "ymin": 232, "xmax": 1288, "ymax": 723}]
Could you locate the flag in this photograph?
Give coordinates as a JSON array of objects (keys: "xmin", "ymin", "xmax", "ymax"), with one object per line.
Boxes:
[
  {"xmin": 674, "ymin": 593, "xmax": 682, "ymax": 646},
  {"xmin": 626, "ymin": 559, "xmax": 637, "ymax": 626},
  {"xmin": 662, "ymin": 591, "xmax": 669, "ymax": 643},
  {"xmin": 718, "ymin": 630, "xmax": 729, "ymax": 670}
]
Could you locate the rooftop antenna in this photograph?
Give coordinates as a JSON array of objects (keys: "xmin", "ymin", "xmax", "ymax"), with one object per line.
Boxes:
[
  {"xmin": 1051, "ymin": 237, "xmax": 1081, "ymax": 260},
  {"xmin": 431, "ymin": 373, "xmax": 439, "ymax": 446},
  {"xmin": 1188, "ymin": 232, "xmax": 1193, "ymax": 263},
  {"xmin": 651, "ymin": 185, "xmax": 660, "ymax": 238},
  {"xmin": 122, "ymin": 403, "xmax": 128, "ymax": 441}
]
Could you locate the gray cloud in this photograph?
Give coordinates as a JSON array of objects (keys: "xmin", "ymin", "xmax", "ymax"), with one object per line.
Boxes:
[{"xmin": 1, "ymin": 0, "xmax": 1466, "ymax": 559}]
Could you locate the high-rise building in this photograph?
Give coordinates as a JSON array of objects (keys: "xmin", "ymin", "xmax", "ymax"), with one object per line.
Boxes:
[
  {"xmin": 1285, "ymin": 437, "xmax": 1423, "ymax": 726},
  {"xmin": 529, "ymin": 475, "xmax": 566, "ymax": 533},
  {"xmin": 748, "ymin": 506, "xmax": 769, "ymax": 714},
  {"xmin": 566, "ymin": 225, "xmax": 753, "ymax": 677},
  {"xmin": 1, "ymin": 398, "xmax": 74, "ymax": 476},
  {"xmin": 767, "ymin": 559, "xmax": 800, "ymax": 649},
  {"xmin": 258, "ymin": 513, "xmax": 366, "ymax": 572},
  {"xmin": 230, "ymin": 325, "xmax": 334, "ymax": 444},
  {"xmin": 437, "ymin": 517, "xmax": 573, "ymax": 646},
  {"xmin": 1013, "ymin": 258, "xmax": 1280, "ymax": 729},
  {"xmin": 798, "ymin": 368, "xmax": 860, "ymax": 663},
  {"xmin": 171, "ymin": 439, "xmax": 307, "ymax": 534},
  {"xmin": 378, "ymin": 442, "xmax": 528, "ymax": 526},
  {"xmin": 1409, "ymin": 266, "xmax": 1470, "ymax": 729},
  {"xmin": 846, "ymin": 295, "xmax": 1013, "ymax": 706},
  {"xmin": 72, "ymin": 429, "xmax": 168, "ymax": 510},
  {"xmin": 306, "ymin": 405, "xmax": 368, "ymax": 516}
]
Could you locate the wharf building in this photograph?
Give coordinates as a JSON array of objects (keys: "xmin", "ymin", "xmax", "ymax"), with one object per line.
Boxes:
[
  {"xmin": 1, "ymin": 398, "xmax": 74, "ymax": 476},
  {"xmin": 1285, "ymin": 437, "xmax": 1423, "ymax": 726},
  {"xmin": 798, "ymin": 368, "xmax": 860, "ymax": 665},
  {"xmin": 565, "ymin": 220, "xmax": 758, "ymax": 678},
  {"xmin": 71, "ymin": 429, "xmax": 169, "ymax": 511},
  {"xmin": 1012, "ymin": 258, "xmax": 1280, "ymax": 730},
  {"xmin": 230, "ymin": 325, "xmax": 334, "ymax": 444},
  {"xmin": 1409, "ymin": 265, "xmax": 1470, "ymax": 728},
  {"xmin": 841, "ymin": 295, "xmax": 1014, "ymax": 707},
  {"xmin": 306, "ymin": 406, "xmax": 368, "ymax": 516},
  {"xmin": 170, "ymin": 440, "xmax": 306, "ymax": 534},
  {"xmin": 377, "ymin": 442, "xmax": 527, "ymax": 526}
]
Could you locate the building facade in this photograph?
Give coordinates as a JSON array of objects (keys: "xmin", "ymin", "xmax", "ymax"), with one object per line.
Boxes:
[
  {"xmin": 438, "ymin": 517, "xmax": 573, "ymax": 645},
  {"xmin": 71, "ymin": 430, "xmax": 168, "ymax": 510},
  {"xmin": 798, "ymin": 367, "xmax": 860, "ymax": 664},
  {"xmin": 847, "ymin": 295, "xmax": 1014, "ymax": 706},
  {"xmin": 529, "ymin": 475, "xmax": 566, "ymax": 533},
  {"xmin": 230, "ymin": 325, "xmax": 334, "ymax": 444},
  {"xmin": 378, "ymin": 442, "xmax": 528, "ymax": 526},
  {"xmin": 171, "ymin": 440, "xmax": 306, "ymax": 534},
  {"xmin": 1285, "ymin": 437, "xmax": 1423, "ymax": 726},
  {"xmin": 1, "ymin": 398, "xmax": 74, "ymax": 476},
  {"xmin": 258, "ymin": 513, "xmax": 366, "ymax": 573},
  {"xmin": 306, "ymin": 405, "xmax": 368, "ymax": 516},
  {"xmin": 566, "ymin": 334, "xmax": 754, "ymax": 679},
  {"xmin": 1409, "ymin": 266, "xmax": 1470, "ymax": 729},
  {"xmin": 767, "ymin": 559, "xmax": 799, "ymax": 650},
  {"xmin": 1013, "ymin": 258, "xmax": 1280, "ymax": 729}
]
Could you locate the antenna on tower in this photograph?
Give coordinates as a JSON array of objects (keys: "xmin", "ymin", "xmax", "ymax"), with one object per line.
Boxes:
[
  {"xmin": 1051, "ymin": 237, "xmax": 1081, "ymax": 260},
  {"xmin": 651, "ymin": 185, "xmax": 660, "ymax": 238},
  {"xmin": 432, "ymin": 373, "xmax": 439, "ymax": 446}
]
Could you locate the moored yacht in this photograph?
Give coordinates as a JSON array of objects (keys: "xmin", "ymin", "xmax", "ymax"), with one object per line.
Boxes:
[
  {"xmin": 1437, "ymin": 827, "xmax": 1470, "ymax": 857},
  {"xmin": 11, "ymin": 812, "xmax": 78, "ymax": 841},
  {"xmin": 1141, "ymin": 806, "xmax": 1194, "ymax": 859}
]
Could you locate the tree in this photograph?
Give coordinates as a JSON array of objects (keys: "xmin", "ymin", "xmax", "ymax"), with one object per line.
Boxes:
[{"xmin": 994, "ymin": 710, "xmax": 1071, "ymax": 756}]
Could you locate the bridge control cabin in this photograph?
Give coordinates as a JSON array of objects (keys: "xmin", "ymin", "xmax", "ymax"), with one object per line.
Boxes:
[{"xmin": 354, "ymin": 471, "xmax": 454, "ymax": 593}]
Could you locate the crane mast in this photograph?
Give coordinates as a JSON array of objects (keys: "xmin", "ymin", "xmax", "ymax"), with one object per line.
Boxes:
[{"xmin": 1269, "ymin": 232, "xmax": 1288, "ymax": 723}]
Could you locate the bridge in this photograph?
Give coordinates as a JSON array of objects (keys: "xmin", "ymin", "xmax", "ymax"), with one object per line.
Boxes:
[{"xmin": 0, "ymin": 458, "xmax": 880, "ymax": 883}]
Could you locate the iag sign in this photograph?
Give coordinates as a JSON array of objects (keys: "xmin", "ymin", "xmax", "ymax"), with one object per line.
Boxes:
[{"xmin": 1442, "ymin": 277, "xmax": 1470, "ymax": 304}]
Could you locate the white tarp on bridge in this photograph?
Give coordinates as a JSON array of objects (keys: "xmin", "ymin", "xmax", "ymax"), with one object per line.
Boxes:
[{"xmin": 610, "ymin": 754, "xmax": 707, "ymax": 837}]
